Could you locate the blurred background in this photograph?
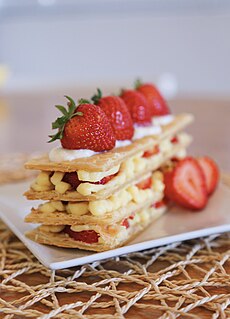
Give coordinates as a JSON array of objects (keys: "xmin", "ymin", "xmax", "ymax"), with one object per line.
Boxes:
[{"xmin": 0, "ymin": 0, "xmax": 229, "ymax": 169}]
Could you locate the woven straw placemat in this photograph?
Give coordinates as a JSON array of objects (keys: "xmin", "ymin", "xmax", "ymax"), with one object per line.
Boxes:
[{"xmin": 0, "ymin": 154, "xmax": 230, "ymax": 319}]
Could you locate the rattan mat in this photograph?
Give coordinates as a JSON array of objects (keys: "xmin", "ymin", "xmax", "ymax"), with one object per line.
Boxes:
[{"xmin": 0, "ymin": 154, "xmax": 230, "ymax": 319}]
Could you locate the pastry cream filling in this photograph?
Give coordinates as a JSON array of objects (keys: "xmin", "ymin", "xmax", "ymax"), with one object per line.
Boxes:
[
  {"xmin": 38, "ymin": 171, "xmax": 164, "ymax": 217},
  {"xmin": 32, "ymin": 133, "xmax": 188, "ymax": 195}
]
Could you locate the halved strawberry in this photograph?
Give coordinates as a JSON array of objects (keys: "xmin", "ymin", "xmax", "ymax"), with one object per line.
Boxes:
[
  {"xmin": 171, "ymin": 136, "xmax": 179, "ymax": 144},
  {"xmin": 94, "ymin": 173, "xmax": 117, "ymax": 185},
  {"xmin": 64, "ymin": 226, "xmax": 99, "ymax": 243},
  {"xmin": 120, "ymin": 89, "xmax": 151, "ymax": 126},
  {"xmin": 49, "ymin": 96, "xmax": 116, "ymax": 151},
  {"xmin": 164, "ymin": 157, "xmax": 207, "ymax": 210},
  {"xmin": 136, "ymin": 177, "xmax": 152, "ymax": 189},
  {"xmin": 152, "ymin": 200, "xmax": 166, "ymax": 209},
  {"xmin": 143, "ymin": 145, "xmax": 160, "ymax": 158},
  {"xmin": 135, "ymin": 80, "xmax": 170, "ymax": 116},
  {"xmin": 121, "ymin": 218, "xmax": 130, "ymax": 229},
  {"xmin": 197, "ymin": 157, "xmax": 219, "ymax": 195},
  {"xmin": 92, "ymin": 89, "xmax": 134, "ymax": 140}
]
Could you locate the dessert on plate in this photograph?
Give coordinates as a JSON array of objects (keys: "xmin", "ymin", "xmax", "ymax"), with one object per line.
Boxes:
[{"xmin": 24, "ymin": 81, "xmax": 219, "ymax": 251}]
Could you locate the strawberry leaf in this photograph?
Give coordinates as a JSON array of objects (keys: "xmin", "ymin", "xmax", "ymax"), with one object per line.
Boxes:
[
  {"xmin": 134, "ymin": 78, "xmax": 142, "ymax": 89},
  {"xmin": 78, "ymin": 98, "xmax": 90, "ymax": 105},
  {"xmin": 55, "ymin": 105, "xmax": 68, "ymax": 116},
  {"xmin": 91, "ymin": 88, "xmax": 102, "ymax": 104}
]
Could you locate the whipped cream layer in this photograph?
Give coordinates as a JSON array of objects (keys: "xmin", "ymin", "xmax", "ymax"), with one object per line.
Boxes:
[{"xmin": 49, "ymin": 115, "xmax": 174, "ymax": 162}]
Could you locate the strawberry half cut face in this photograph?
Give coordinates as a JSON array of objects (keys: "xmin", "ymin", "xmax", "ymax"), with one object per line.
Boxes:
[
  {"xmin": 143, "ymin": 145, "xmax": 160, "ymax": 158},
  {"xmin": 136, "ymin": 177, "xmax": 152, "ymax": 189},
  {"xmin": 64, "ymin": 226, "xmax": 99, "ymax": 243},
  {"xmin": 197, "ymin": 156, "xmax": 219, "ymax": 195},
  {"xmin": 164, "ymin": 157, "xmax": 208, "ymax": 210},
  {"xmin": 171, "ymin": 136, "xmax": 178, "ymax": 144},
  {"xmin": 152, "ymin": 200, "xmax": 166, "ymax": 209}
]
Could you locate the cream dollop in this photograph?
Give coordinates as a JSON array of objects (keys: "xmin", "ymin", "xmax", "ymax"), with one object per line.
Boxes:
[{"xmin": 152, "ymin": 115, "xmax": 174, "ymax": 126}]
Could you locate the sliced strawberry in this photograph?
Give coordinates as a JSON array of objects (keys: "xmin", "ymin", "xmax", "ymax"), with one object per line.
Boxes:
[
  {"xmin": 120, "ymin": 89, "xmax": 152, "ymax": 125},
  {"xmin": 94, "ymin": 173, "xmax": 116, "ymax": 185},
  {"xmin": 152, "ymin": 200, "xmax": 166, "ymax": 209},
  {"xmin": 197, "ymin": 157, "xmax": 219, "ymax": 195},
  {"xmin": 171, "ymin": 136, "xmax": 178, "ymax": 144},
  {"xmin": 136, "ymin": 177, "xmax": 152, "ymax": 189},
  {"xmin": 164, "ymin": 157, "xmax": 207, "ymax": 210},
  {"xmin": 143, "ymin": 145, "xmax": 160, "ymax": 158},
  {"xmin": 135, "ymin": 81, "xmax": 170, "ymax": 116},
  {"xmin": 49, "ymin": 96, "xmax": 116, "ymax": 151},
  {"xmin": 62, "ymin": 172, "xmax": 81, "ymax": 189},
  {"xmin": 64, "ymin": 226, "xmax": 99, "ymax": 243},
  {"xmin": 121, "ymin": 218, "xmax": 130, "ymax": 229}
]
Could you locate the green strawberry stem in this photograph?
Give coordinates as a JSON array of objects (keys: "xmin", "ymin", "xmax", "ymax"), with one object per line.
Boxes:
[
  {"xmin": 134, "ymin": 78, "xmax": 142, "ymax": 89},
  {"xmin": 48, "ymin": 95, "xmax": 83, "ymax": 143},
  {"xmin": 91, "ymin": 88, "xmax": 103, "ymax": 105}
]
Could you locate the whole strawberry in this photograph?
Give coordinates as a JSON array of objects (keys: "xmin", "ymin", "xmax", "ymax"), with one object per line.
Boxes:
[
  {"xmin": 92, "ymin": 89, "xmax": 134, "ymax": 140},
  {"xmin": 49, "ymin": 96, "xmax": 116, "ymax": 151},
  {"xmin": 120, "ymin": 89, "xmax": 152, "ymax": 126},
  {"xmin": 135, "ymin": 80, "xmax": 170, "ymax": 116}
]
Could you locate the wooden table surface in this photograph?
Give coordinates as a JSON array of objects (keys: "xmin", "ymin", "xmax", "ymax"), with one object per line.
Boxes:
[{"xmin": 0, "ymin": 91, "xmax": 230, "ymax": 318}]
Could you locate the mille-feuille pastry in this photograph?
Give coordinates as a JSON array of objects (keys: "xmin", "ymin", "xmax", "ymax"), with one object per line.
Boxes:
[{"xmin": 25, "ymin": 82, "xmax": 200, "ymax": 251}]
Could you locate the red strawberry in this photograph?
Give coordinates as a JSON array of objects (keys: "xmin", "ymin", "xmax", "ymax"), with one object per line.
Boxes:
[
  {"xmin": 64, "ymin": 226, "xmax": 99, "ymax": 243},
  {"xmin": 171, "ymin": 136, "xmax": 179, "ymax": 144},
  {"xmin": 94, "ymin": 173, "xmax": 116, "ymax": 185},
  {"xmin": 135, "ymin": 80, "xmax": 170, "ymax": 116},
  {"xmin": 136, "ymin": 176, "xmax": 152, "ymax": 189},
  {"xmin": 152, "ymin": 200, "xmax": 166, "ymax": 209},
  {"xmin": 197, "ymin": 157, "xmax": 219, "ymax": 195},
  {"xmin": 48, "ymin": 96, "xmax": 116, "ymax": 151},
  {"xmin": 121, "ymin": 218, "xmax": 130, "ymax": 229},
  {"xmin": 164, "ymin": 157, "xmax": 207, "ymax": 210},
  {"xmin": 120, "ymin": 89, "xmax": 151, "ymax": 126},
  {"xmin": 62, "ymin": 172, "xmax": 81, "ymax": 189},
  {"xmin": 143, "ymin": 145, "xmax": 160, "ymax": 158},
  {"xmin": 92, "ymin": 89, "xmax": 134, "ymax": 140}
]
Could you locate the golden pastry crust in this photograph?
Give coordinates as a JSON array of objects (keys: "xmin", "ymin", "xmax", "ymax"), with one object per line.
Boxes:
[
  {"xmin": 24, "ymin": 113, "xmax": 193, "ymax": 173},
  {"xmin": 24, "ymin": 136, "xmax": 191, "ymax": 201},
  {"xmin": 25, "ymin": 206, "xmax": 167, "ymax": 252}
]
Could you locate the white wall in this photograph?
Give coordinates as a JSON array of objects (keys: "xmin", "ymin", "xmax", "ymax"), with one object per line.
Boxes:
[{"xmin": 1, "ymin": 1, "xmax": 230, "ymax": 97}]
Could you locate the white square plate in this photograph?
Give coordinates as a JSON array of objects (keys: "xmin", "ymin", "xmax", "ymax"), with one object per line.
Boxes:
[{"xmin": 0, "ymin": 181, "xmax": 230, "ymax": 270}]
